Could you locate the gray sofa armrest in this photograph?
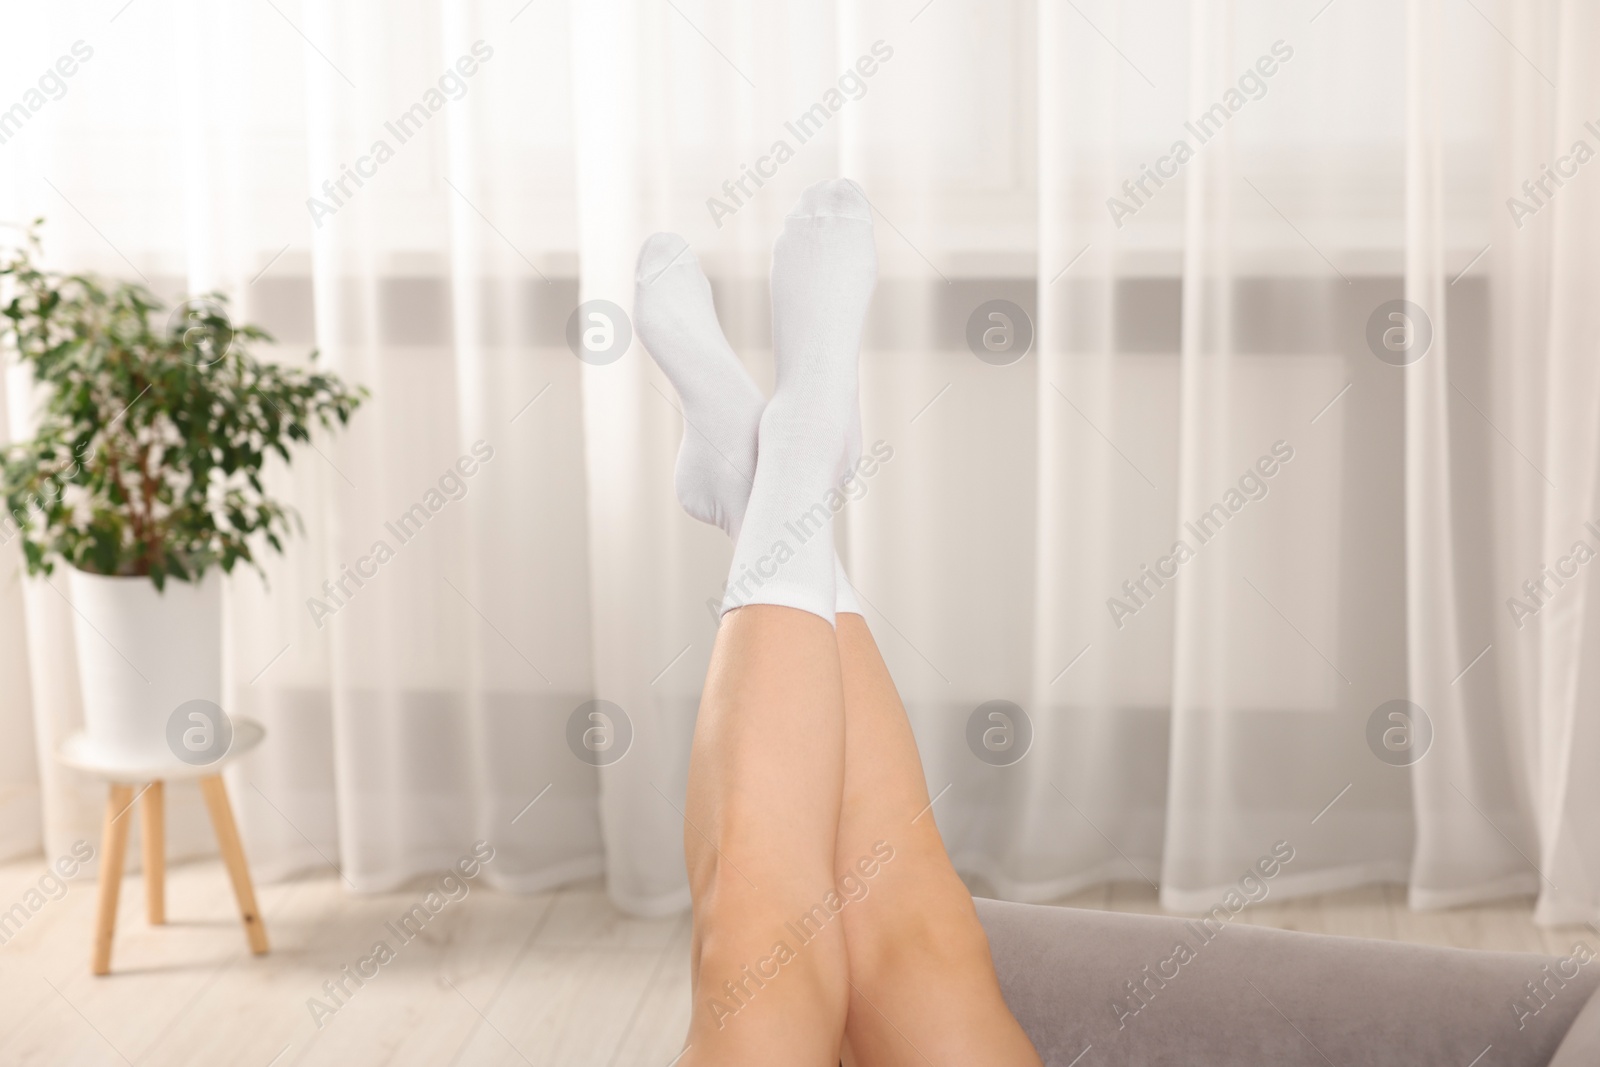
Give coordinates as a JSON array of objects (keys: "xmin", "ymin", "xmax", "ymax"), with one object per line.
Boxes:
[
  {"xmin": 975, "ymin": 896, "xmax": 1597, "ymax": 1067},
  {"xmin": 1548, "ymin": 980, "xmax": 1600, "ymax": 1067}
]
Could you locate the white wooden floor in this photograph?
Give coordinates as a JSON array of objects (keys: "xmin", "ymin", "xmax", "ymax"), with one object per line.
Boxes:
[{"xmin": 0, "ymin": 856, "xmax": 1584, "ymax": 1066}]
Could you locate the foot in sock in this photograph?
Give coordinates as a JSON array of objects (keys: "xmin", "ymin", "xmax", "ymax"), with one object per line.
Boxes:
[
  {"xmin": 633, "ymin": 232, "xmax": 765, "ymax": 540},
  {"xmin": 633, "ymin": 216, "xmax": 870, "ymax": 615},
  {"xmin": 722, "ymin": 179, "xmax": 877, "ymax": 624}
]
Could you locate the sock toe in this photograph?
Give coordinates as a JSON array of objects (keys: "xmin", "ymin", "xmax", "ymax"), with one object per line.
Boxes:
[
  {"xmin": 636, "ymin": 232, "xmax": 696, "ymax": 286},
  {"xmin": 787, "ymin": 178, "xmax": 872, "ymax": 221}
]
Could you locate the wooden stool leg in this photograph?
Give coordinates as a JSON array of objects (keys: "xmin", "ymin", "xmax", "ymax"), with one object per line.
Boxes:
[
  {"xmin": 199, "ymin": 776, "xmax": 268, "ymax": 955},
  {"xmin": 92, "ymin": 783, "xmax": 136, "ymax": 975},
  {"xmin": 140, "ymin": 781, "xmax": 165, "ymax": 924}
]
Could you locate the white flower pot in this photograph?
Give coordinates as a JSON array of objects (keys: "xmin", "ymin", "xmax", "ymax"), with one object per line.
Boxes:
[{"xmin": 59, "ymin": 568, "xmax": 262, "ymax": 780}]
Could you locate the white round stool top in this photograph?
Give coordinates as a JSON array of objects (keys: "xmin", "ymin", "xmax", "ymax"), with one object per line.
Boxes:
[{"xmin": 58, "ymin": 717, "xmax": 266, "ymax": 783}]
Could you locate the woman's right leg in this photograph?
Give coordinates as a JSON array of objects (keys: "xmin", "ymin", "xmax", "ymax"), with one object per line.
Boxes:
[
  {"xmin": 833, "ymin": 612, "xmax": 1042, "ymax": 1066},
  {"xmin": 671, "ymin": 177, "xmax": 879, "ymax": 1064},
  {"xmin": 680, "ymin": 604, "xmax": 850, "ymax": 1065}
]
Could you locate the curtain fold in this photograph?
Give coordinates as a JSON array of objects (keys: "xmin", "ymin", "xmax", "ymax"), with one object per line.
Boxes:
[
  {"xmin": 0, "ymin": 0, "xmax": 1595, "ymax": 928},
  {"xmin": 1527, "ymin": 0, "xmax": 1600, "ymax": 925}
]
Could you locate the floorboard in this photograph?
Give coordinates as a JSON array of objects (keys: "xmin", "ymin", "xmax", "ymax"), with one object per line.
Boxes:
[{"xmin": 0, "ymin": 858, "xmax": 1585, "ymax": 1066}]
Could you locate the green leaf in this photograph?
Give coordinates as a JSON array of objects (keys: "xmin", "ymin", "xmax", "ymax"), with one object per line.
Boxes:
[{"xmin": 0, "ymin": 222, "xmax": 367, "ymax": 582}]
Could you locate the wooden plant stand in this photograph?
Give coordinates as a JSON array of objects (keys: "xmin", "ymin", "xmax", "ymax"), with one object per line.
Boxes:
[{"xmin": 92, "ymin": 776, "xmax": 269, "ymax": 975}]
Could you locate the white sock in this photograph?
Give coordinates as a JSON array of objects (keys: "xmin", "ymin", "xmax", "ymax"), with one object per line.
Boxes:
[
  {"xmin": 633, "ymin": 231, "xmax": 865, "ymax": 616},
  {"xmin": 722, "ymin": 179, "xmax": 876, "ymax": 624},
  {"xmin": 634, "ymin": 232, "xmax": 763, "ymax": 539}
]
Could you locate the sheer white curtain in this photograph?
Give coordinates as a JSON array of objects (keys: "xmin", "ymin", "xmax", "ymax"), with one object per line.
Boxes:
[{"xmin": 1, "ymin": 0, "xmax": 1596, "ymax": 927}]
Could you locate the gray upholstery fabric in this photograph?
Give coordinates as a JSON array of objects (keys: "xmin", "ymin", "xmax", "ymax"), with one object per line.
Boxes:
[
  {"xmin": 1548, "ymin": 982, "xmax": 1600, "ymax": 1067},
  {"xmin": 975, "ymin": 897, "xmax": 1598, "ymax": 1067}
]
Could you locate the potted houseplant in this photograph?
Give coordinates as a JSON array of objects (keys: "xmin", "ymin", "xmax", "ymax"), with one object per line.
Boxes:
[{"xmin": 0, "ymin": 222, "xmax": 365, "ymax": 775}]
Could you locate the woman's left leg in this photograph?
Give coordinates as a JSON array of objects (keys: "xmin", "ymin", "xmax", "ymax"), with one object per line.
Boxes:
[{"xmin": 833, "ymin": 611, "xmax": 1042, "ymax": 1066}]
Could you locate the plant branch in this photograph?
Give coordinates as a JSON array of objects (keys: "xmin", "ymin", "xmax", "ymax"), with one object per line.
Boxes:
[{"xmin": 0, "ymin": 222, "xmax": 366, "ymax": 583}]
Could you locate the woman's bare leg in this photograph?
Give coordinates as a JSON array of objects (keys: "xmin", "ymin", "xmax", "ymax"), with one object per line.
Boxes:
[
  {"xmin": 633, "ymin": 179, "xmax": 911, "ymax": 1063},
  {"xmin": 833, "ymin": 612, "xmax": 1042, "ymax": 1066},
  {"xmin": 679, "ymin": 604, "xmax": 851, "ymax": 1065}
]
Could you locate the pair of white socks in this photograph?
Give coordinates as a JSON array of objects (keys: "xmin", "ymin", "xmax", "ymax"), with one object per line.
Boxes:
[{"xmin": 633, "ymin": 179, "xmax": 877, "ymax": 625}]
